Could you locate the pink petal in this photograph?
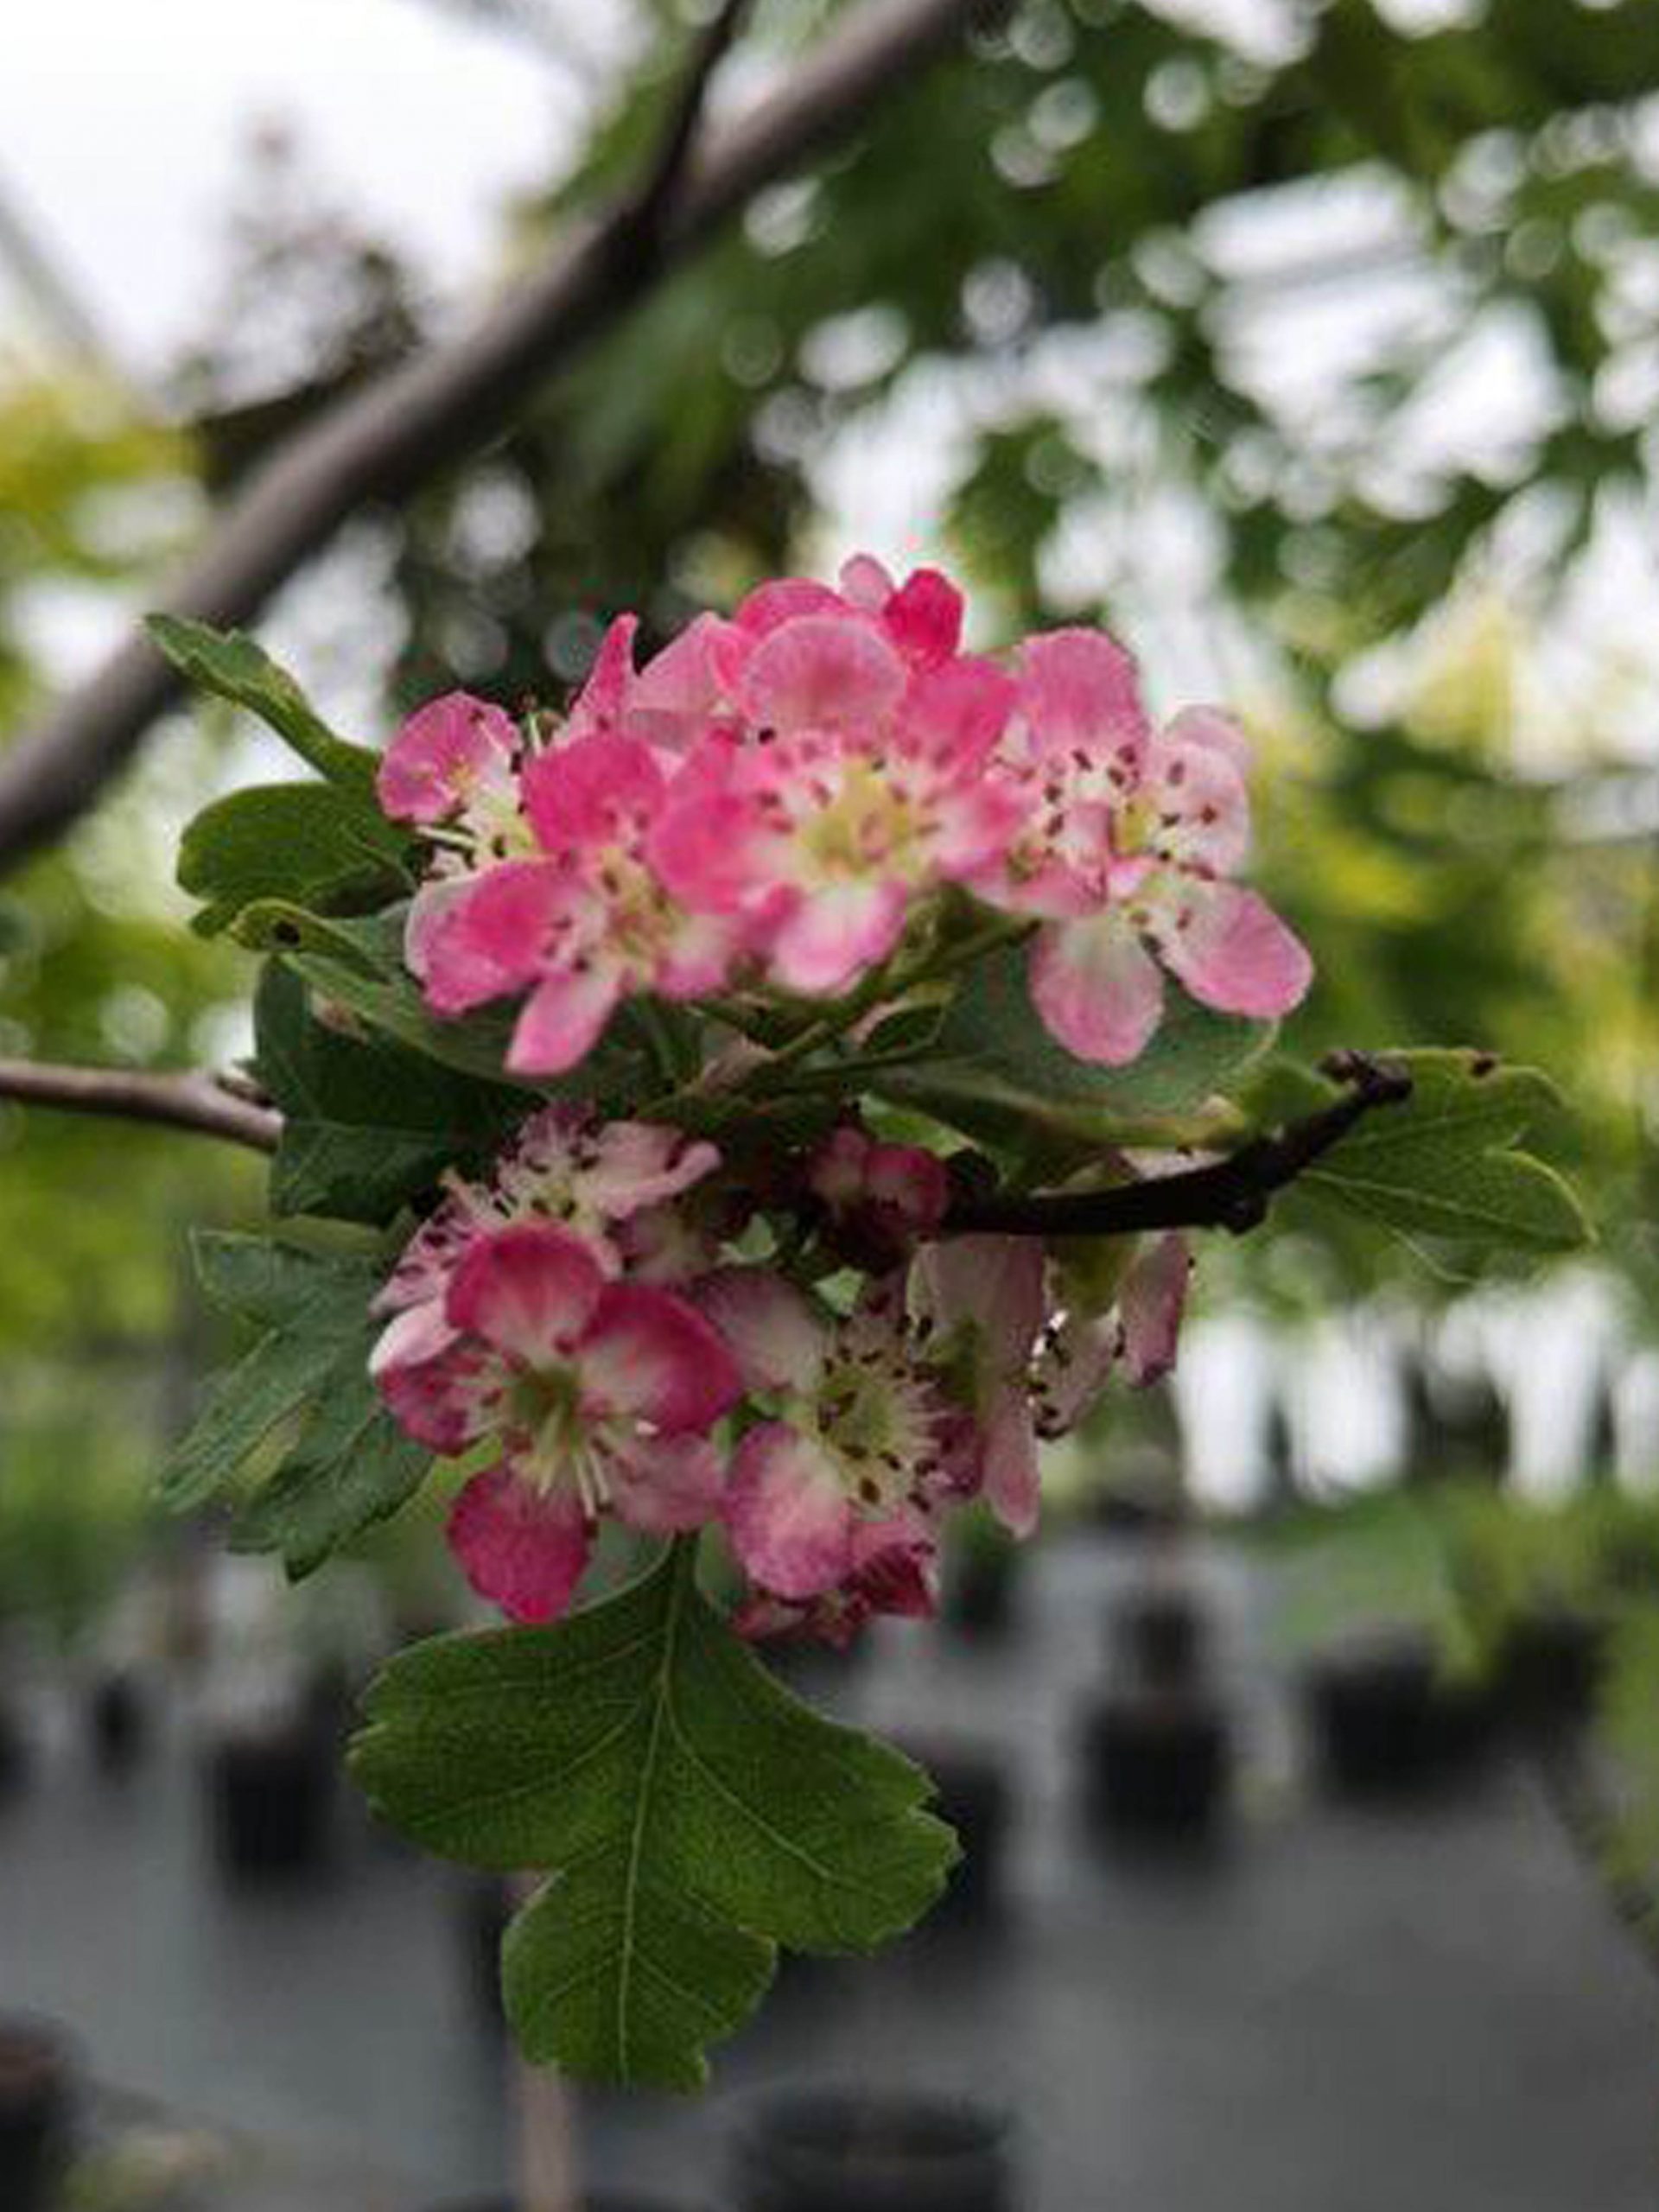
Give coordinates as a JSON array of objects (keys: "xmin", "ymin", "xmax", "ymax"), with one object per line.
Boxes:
[
  {"xmin": 1161, "ymin": 881, "xmax": 1313, "ymax": 1019},
  {"xmin": 521, "ymin": 731, "xmax": 664, "ymax": 855},
  {"xmin": 563, "ymin": 613, "xmax": 639, "ymax": 741},
  {"xmin": 448, "ymin": 1465, "xmax": 591, "ymax": 1624},
  {"xmin": 1164, "ymin": 702, "xmax": 1253, "ymax": 772},
  {"xmin": 980, "ymin": 1389, "xmax": 1041, "ymax": 1537},
  {"xmin": 767, "ymin": 878, "xmax": 908, "ymax": 994},
  {"xmin": 648, "ymin": 782, "xmax": 777, "ymax": 917},
  {"xmin": 654, "ymin": 908, "xmax": 746, "ymax": 1000},
  {"xmin": 1030, "ymin": 912, "xmax": 1165, "ymax": 1065},
  {"xmin": 1118, "ymin": 1231, "xmax": 1192, "ymax": 1387},
  {"xmin": 445, "ymin": 1222, "xmax": 604, "ymax": 1364},
  {"xmin": 420, "ymin": 861, "xmax": 564, "ymax": 1015},
  {"xmin": 726, "ymin": 1425, "xmax": 855, "ymax": 1599},
  {"xmin": 404, "ymin": 877, "xmax": 476, "ymax": 986},
  {"xmin": 1018, "ymin": 628, "xmax": 1149, "ymax": 767},
  {"xmin": 736, "ymin": 613, "xmax": 907, "ymax": 732},
  {"xmin": 630, "ymin": 613, "xmax": 735, "ymax": 746},
  {"xmin": 882, "ymin": 567, "xmax": 963, "ymax": 667},
  {"xmin": 578, "ymin": 1282, "xmax": 742, "ymax": 1432},
  {"xmin": 836, "ymin": 553, "xmax": 895, "ymax": 610},
  {"xmin": 902, "ymin": 656, "xmax": 1016, "ymax": 769},
  {"xmin": 1144, "ymin": 728, "xmax": 1251, "ymax": 875},
  {"xmin": 605, "ymin": 1432, "xmax": 727, "ymax": 1534},
  {"xmin": 378, "ymin": 692, "xmax": 517, "ymax": 823},
  {"xmin": 370, "ymin": 1299, "xmax": 481, "ymax": 1454},
  {"xmin": 734, "ymin": 577, "xmax": 846, "ymax": 635},
  {"xmin": 507, "ymin": 963, "xmax": 621, "ymax": 1076},
  {"xmin": 928, "ymin": 777, "xmax": 1026, "ymax": 877},
  {"xmin": 917, "ymin": 1234, "xmax": 1046, "ymax": 1376},
  {"xmin": 518, "ymin": 1112, "xmax": 719, "ymax": 1219},
  {"xmin": 696, "ymin": 1267, "xmax": 825, "ymax": 1395}
]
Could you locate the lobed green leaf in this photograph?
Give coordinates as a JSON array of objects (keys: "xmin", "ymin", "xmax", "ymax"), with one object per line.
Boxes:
[{"xmin": 352, "ymin": 1545, "xmax": 957, "ymax": 2088}]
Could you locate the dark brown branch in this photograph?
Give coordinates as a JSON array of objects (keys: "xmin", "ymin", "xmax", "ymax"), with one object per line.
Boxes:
[
  {"xmin": 0, "ymin": 1058, "xmax": 281, "ymax": 1153},
  {"xmin": 0, "ymin": 0, "xmax": 990, "ymax": 873},
  {"xmin": 941, "ymin": 1052, "xmax": 1414, "ymax": 1238},
  {"xmin": 616, "ymin": 0, "xmax": 754, "ymax": 252}
]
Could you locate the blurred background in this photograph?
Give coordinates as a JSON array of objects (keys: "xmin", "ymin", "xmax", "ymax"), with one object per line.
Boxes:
[{"xmin": 3, "ymin": 1, "xmax": 1659, "ymax": 2207}]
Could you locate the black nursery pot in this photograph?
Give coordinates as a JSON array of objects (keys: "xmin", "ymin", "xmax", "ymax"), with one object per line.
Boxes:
[
  {"xmin": 1302, "ymin": 1632, "xmax": 1491, "ymax": 1797},
  {"xmin": 1109, "ymin": 1589, "xmax": 1208, "ymax": 1692},
  {"xmin": 733, "ymin": 2089, "xmax": 1013, "ymax": 2212},
  {"xmin": 1498, "ymin": 1608, "xmax": 1605, "ymax": 1730},
  {"xmin": 204, "ymin": 1720, "xmax": 336, "ymax": 1879},
  {"xmin": 0, "ymin": 1698, "xmax": 29, "ymax": 1801},
  {"xmin": 0, "ymin": 2018, "xmax": 75, "ymax": 2212},
  {"xmin": 88, "ymin": 1669, "xmax": 146, "ymax": 1776},
  {"xmin": 1078, "ymin": 1686, "xmax": 1231, "ymax": 1842},
  {"xmin": 900, "ymin": 1740, "xmax": 1012, "ymax": 1920}
]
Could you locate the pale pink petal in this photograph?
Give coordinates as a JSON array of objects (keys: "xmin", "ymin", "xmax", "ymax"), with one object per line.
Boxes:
[
  {"xmin": 1030, "ymin": 912, "xmax": 1165, "ymax": 1065},
  {"xmin": 578, "ymin": 1282, "xmax": 741, "ymax": 1432},
  {"xmin": 370, "ymin": 1300, "xmax": 476, "ymax": 1451},
  {"xmin": 767, "ymin": 878, "xmax": 908, "ymax": 994},
  {"xmin": 629, "ymin": 613, "xmax": 736, "ymax": 746},
  {"xmin": 836, "ymin": 553, "xmax": 895, "ymax": 610},
  {"xmin": 726, "ymin": 1425, "xmax": 855, "ymax": 1599},
  {"xmin": 448, "ymin": 1465, "xmax": 591, "ymax": 1624},
  {"xmin": 373, "ymin": 1189, "xmax": 487, "ymax": 1316},
  {"xmin": 378, "ymin": 692, "xmax": 518, "ymax": 823},
  {"xmin": 507, "ymin": 963, "xmax": 621, "ymax": 1076},
  {"xmin": 696, "ymin": 1267, "xmax": 825, "ymax": 1395},
  {"xmin": 420, "ymin": 861, "xmax": 564, "ymax": 1014},
  {"xmin": 980, "ymin": 1389, "xmax": 1040, "ymax": 1537},
  {"xmin": 917, "ymin": 1235, "xmax": 1046, "ymax": 1377},
  {"xmin": 882, "ymin": 567, "xmax": 962, "ymax": 667},
  {"xmin": 404, "ymin": 877, "xmax": 476, "ymax": 986},
  {"xmin": 1164, "ymin": 702, "xmax": 1253, "ymax": 772},
  {"xmin": 605, "ymin": 1432, "xmax": 726, "ymax": 1534},
  {"xmin": 1161, "ymin": 881, "xmax": 1313, "ymax": 1019},
  {"xmin": 928, "ymin": 777, "xmax": 1026, "ymax": 877},
  {"xmin": 734, "ymin": 577, "xmax": 846, "ymax": 635},
  {"xmin": 1117, "ymin": 1231, "xmax": 1192, "ymax": 1387},
  {"xmin": 1143, "ymin": 729, "xmax": 1250, "ymax": 874},
  {"xmin": 550, "ymin": 1116, "xmax": 720, "ymax": 1219},
  {"xmin": 1018, "ymin": 628, "xmax": 1149, "ymax": 767},
  {"xmin": 445, "ymin": 1223, "xmax": 603, "ymax": 1365},
  {"xmin": 521, "ymin": 731, "xmax": 664, "ymax": 855},
  {"xmin": 654, "ymin": 909, "xmax": 745, "ymax": 999},
  {"xmin": 1033, "ymin": 1312, "xmax": 1116, "ymax": 1436},
  {"xmin": 736, "ymin": 614, "xmax": 906, "ymax": 732}
]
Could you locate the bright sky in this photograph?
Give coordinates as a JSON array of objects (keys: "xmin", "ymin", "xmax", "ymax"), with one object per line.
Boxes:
[{"xmin": 0, "ymin": 0, "xmax": 607, "ymax": 378}]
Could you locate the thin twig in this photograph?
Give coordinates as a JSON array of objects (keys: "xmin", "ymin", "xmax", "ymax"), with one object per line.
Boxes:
[
  {"xmin": 0, "ymin": 1058, "xmax": 280, "ymax": 1153},
  {"xmin": 0, "ymin": 0, "xmax": 988, "ymax": 873},
  {"xmin": 940, "ymin": 1052, "xmax": 1414, "ymax": 1238},
  {"xmin": 616, "ymin": 0, "xmax": 753, "ymax": 253}
]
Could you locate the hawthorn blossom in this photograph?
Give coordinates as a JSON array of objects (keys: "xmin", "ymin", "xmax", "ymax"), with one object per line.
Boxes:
[
  {"xmin": 732, "ymin": 1521, "xmax": 939, "ymax": 1649},
  {"xmin": 972, "ymin": 630, "xmax": 1312, "ymax": 1064},
  {"xmin": 650, "ymin": 572, "xmax": 1022, "ymax": 995},
  {"xmin": 374, "ymin": 1104, "xmax": 720, "ymax": 1321},
  {"xmin": 809, "ymin": 1123, "xmax": 948, "ymax": 1263},
  {"xmin": 372, "ymin": 1221, "xmax": 741, "ymax": 1623},
  {"xmin": 914, "ymin": 1228, "xmax": 1193, "ymax": 1536},
  {"xmin": 699, "ymin": 1268, "xmax": 969, "ymax": 1606}
]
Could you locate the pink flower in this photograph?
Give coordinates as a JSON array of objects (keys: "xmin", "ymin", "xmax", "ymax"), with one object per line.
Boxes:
[
  {"xmin": 732, "ymin": 1520, "xmax": 939, "ymax": 1648},
  {"xmin": 372, "ymin": 1222, "xmax": 741, "ymax": 1624},
  {"xmin": 809, "ymin": 1124, "xmax": 949, "ymax": 1261},
  {"xmin": 698, "ymin": 1268, "xmax": 967, "ymax": 1605},
  {"xmin": 651, "ymin": 580, "xmax": 1021, "ymax": 995},
  {"xmin": 416, "ymin": 719, "xmax": 747, "ymax": 1075},
  {"xmin": 974, "ymin": 631, "xmax": 1313, "ymax": 1064},
  {"xmin": 374, "ymin": 1105, "xmax": 721, "ymax": 1320},
  {"xmin": 914, "ymin": 1227, "xmax": 1194, "ymax": 1536},
  {"xmin": 378, "ymin": 691, "xmax": 523, "ymax": 830}
]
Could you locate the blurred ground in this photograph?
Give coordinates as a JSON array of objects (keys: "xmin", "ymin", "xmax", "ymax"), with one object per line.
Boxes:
[{"xmin": 3, "ymin": 1530, "xmax": 1656, "ymax": 2211}]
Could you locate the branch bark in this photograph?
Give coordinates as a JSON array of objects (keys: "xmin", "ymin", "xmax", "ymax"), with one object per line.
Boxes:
[
  {"xmin": 0, "ymin": 1058, "xmax": 280, "ymax": 1153},
  {"xmin": 941, "ymin": 1053, "xmax": 1414, "ymax": 1238},
  {"xmin": 0, "ymin": 0, "xmax": 991, "ymax": 873}
]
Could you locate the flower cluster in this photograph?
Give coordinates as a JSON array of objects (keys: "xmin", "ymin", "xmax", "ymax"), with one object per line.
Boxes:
[
  {"xmin": 378, "ymin": 557, "xmax": 1310, "ymax": 1073},
  {"xmin": 369, "ymin": 1110, "xmax": 1192, "ymax": 1638}
]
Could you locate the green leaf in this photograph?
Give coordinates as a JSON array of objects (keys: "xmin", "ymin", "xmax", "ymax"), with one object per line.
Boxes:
[
  {"xmin": 158, "ymin": 1231, "xmax": 430, "ymax": 1575},
  {"xmin": 352, "ymin": 1545, "xmax": 957, "ymax": 2088},
  {"xmin": 254, "ymin": 963, "xmax": 524, "ymax": 1223},
  {"xmin": 178, "ymin": 783, "xmax": 411, "ymax": 937},
  {"xmin": 148, "ymin": 613, "xmax": 379, "ymax": 791},
  {"xmin": 1295, "ymin": 1049, "xmax": 1589, "ymax": 1254},
  {"xmin": 874, "ymin": 944, "xmax": 1272, "ymax": 1148}
]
